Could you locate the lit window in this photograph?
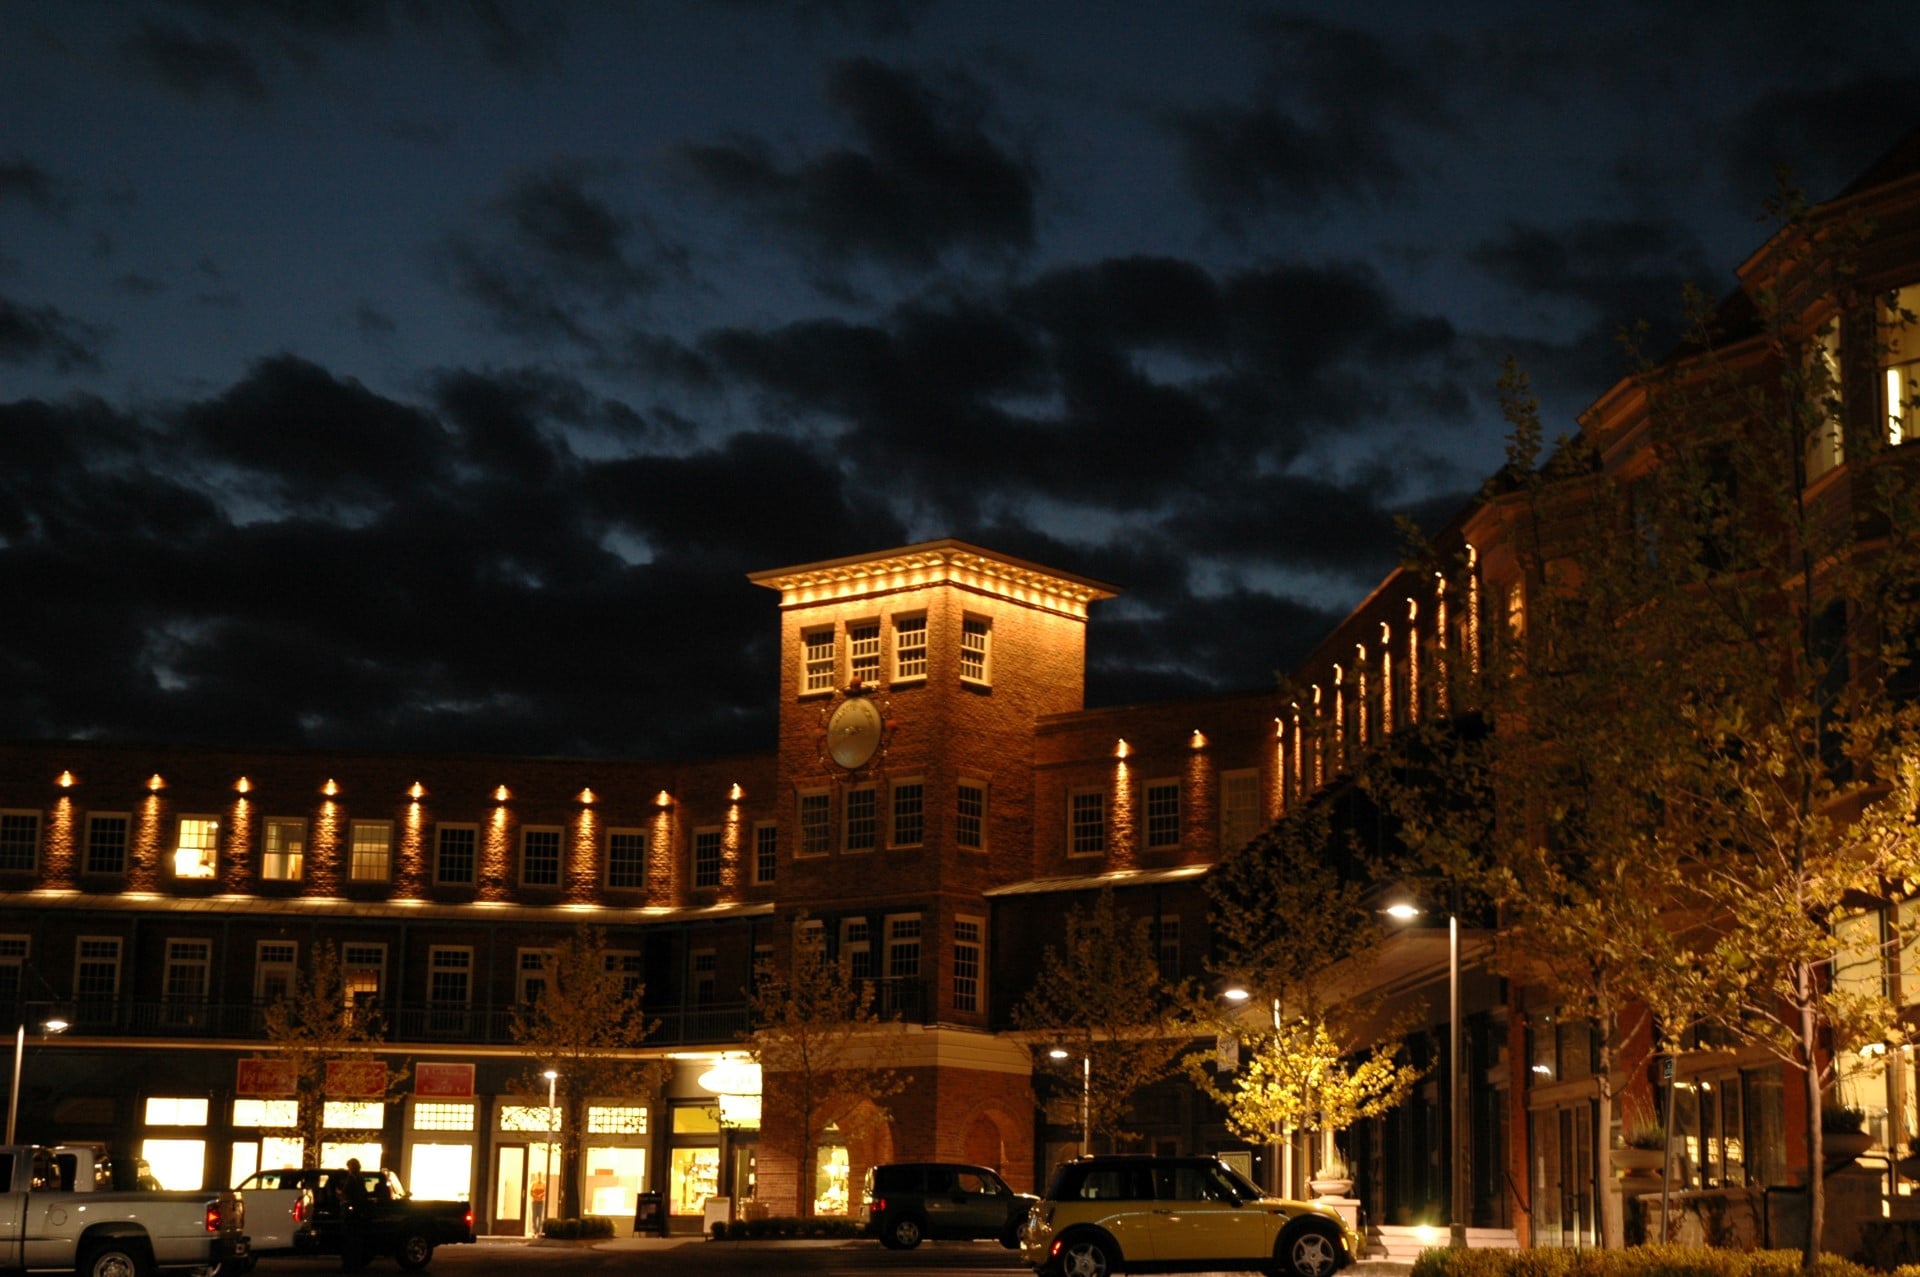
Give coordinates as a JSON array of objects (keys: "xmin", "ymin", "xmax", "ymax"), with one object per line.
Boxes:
[
  {"xmin": 85, "ymin": 814, "xmax": 128, "ymax": 875},
  {"xmin": 522, "ymin": 828, "xmax": 562, "ymax": 887},
  {"xmin": 588, "ymin": 1106, "xmax": 649, "ymax": 1135},
  {"xmin": 145, "ymin": 1096, "xmax": 210, "ymax": 1125},
  {"xmin": 262, "ymin": 818, "xmax": 306, "ymax": 881},
  {"xmin": 803, "ymin": 628, "xmax": 836, "ymax": 694},
  {"xmin": 1506, "ymin": 582, "xmax": 1526, "ymax": 640},
  {"xmin": 1885, "ymin": 284, "xmax": 1920, "ymax": 445},
  {"xmin": 753, "ymin": 822, "xmax": 777, "ymax": 884},
  {"xmin": 607, "ymin": 829, "xmax": 647, "ymax": 889},
  {"xmin": 435, "ymin": 825, "xmax": 476, "ymax": 885},
  {"xmin": 413, "ymin": 1103, "xmax": 476, "ymax": 1132},
  {"xmin": 0, "ymin": 811, "xmax": 40, "ymax": 872},
  {"xmin": 1808, "ymin": 320, "xmax": 1844, "ymax": 480},
  {"xmin": 844, "ymin": 787, "xmax": 877, "ymax": 852},
  {"xmin": 349, "ymin": 821, "xmax": 391, "ymax": 882},
  {"xmin": 953, "ymin": 918, "xmax": 982, "ymax": 1013},
  {"xmin": 955, "ymin": 782, "xmax": 986, "ymax": 851},
  {"xmin": 959, "ymin": 616, "xmax": 991, "ymax": 685},
  {"xmin": 693, "ymin": 828, "xmax": 722, "ymax": 888},
  {"xmin": 797, "ymin": 792, "xmax": 831, "ymax": 857},
  {"xmin": 890, "ymin": 781, "xmax": 923, "ymax": 847},
  {"xmin": 893, "ymin": 615, "xmax": 927, "ymax": 682},
  {"xmin": 174, "ymin": 816, "xmax": 219, "ymax": 879},
  {"xmin": 1145, "ymin": 781, "xmax": 1180, "ymax": 849},
  {"xmin": 1069, "ymin": 789, "xmax": 1105, "ymax": 856},
  {"xmin": 342, "ymin": 945, "xmax": 385, "ymax": 1008},
  {"xmin": 849, "ymin": 621, "xmax": 880, "ymax": 685}
]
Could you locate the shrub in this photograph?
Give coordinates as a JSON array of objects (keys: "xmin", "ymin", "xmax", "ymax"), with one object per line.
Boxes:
[
  {"xmin": 704, "ymin": 1214, "xmax": 863, "ymax": 1241},
  {"xmin": 1821, "ymin": 1105, "xmax": 1867, "ymax": 1135},
  {"xmin": 541, "ymin": 1216, "xmax": 616, "ymax": 1240},
  {"xmin": 1623, "ymin": 1126, "xmax": 1664, "ymax": 1150},
  {"xmin": 1411, "ymin": 1245, "xmax": 1882, "ymax": 1277}
]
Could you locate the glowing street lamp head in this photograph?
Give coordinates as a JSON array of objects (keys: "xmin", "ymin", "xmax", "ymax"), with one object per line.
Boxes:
[
  {"xmin": 1385, "ymin": 902, "xmax": 1421, "ymax": 921},
  {"xmin": 1221, "ymin": 986, "xmax": 1250, "ymax": 1003},
  {"xmin": 542, "ymin": 1069, "xmax": 558, "ymax": 1081},
  {"xmin": 42, "ymin": 1019, "xmax": 68, "ymax": 1035},
  {"xmin": 1048, "ymin": 1048, "xmax": 1069, "ymax": 1061}
]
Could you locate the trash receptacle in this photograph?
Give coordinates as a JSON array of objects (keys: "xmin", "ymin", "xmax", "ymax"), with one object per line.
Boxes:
[{"xmin": 634, "ymin": 1191, "xmax": 666, "ymax": 1237}]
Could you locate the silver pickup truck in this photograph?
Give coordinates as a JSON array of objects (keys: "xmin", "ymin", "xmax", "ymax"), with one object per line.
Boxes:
[{"xmin": 0, "ymin": 1144, "xmax": 249, "ymax": 1277}]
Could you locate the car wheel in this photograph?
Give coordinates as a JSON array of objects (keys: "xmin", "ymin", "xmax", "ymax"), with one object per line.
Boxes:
[
  {"xmin": 888, "ymin": 1215, "xmax": 924, "ymax": 1249},
  {"xmin": 999, "ymin": 1223, "xmax": 1021, "ymax": 1249},
  {"xmin": 82, "ymin": 1242, "xmax": 151, "ymax": 1277},
  {"xmin": 1056, "ymin": 1232, "xmax": 1117, "ymax": 1277},
  {"xmin": 1279, "ymin": 1223, "xmax": 1342, "ymax": 1277},
  {"xmin": 395, "ymin": 1233, "xmax": 435, "ymax": 1270}
]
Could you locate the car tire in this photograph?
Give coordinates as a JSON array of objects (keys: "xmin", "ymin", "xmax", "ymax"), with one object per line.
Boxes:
[
  {"xmin": 887, "ymin": 1215, "xmax": 924, "ymax": 1249},
  {"xmin": 81, "ymin": 1241, "xmax": 152, "ymax": 1277},
  {"xmin": 395, "ymin": 1233, "xmax": 435, "ymax": 1270},
  {"xmin": 1053, "ymin": 1230, "xmax": 1118, "ymax": 1277},
  {"xmin": 999, "ymin": 1223, "xmax": 1021, "ymax": 1249},
  {"xmin": 1277, "ymin": 1222, "xmax": 1343, "ymax": 1277}
]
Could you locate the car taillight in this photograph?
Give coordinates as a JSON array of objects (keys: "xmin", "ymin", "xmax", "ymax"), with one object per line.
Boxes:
[
  {"xmin": 205, "ymin": 1203, "xmax": 222, "ymax": 1233},
  {"xmin": 464, "ymin": 1209, "xmax": 474, "ymax": 1229},
  {"xmin": 872, "ymin": 1197, "xmax": 886, "ymax": 1212},
  {"xmin": 294, "ymin": 1198, "xmax": 306, "ymax": 1224}
]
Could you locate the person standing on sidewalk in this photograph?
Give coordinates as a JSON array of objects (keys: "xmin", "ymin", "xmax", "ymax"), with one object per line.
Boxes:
[{"xmin": 338, "ymin": 1159, "xmax": 372, "ymax": 1272}]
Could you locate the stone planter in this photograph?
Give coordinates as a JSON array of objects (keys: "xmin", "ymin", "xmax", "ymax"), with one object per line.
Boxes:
[
  {"xmin": 1611, "ymin": 1147, "xmax": 1664, "ymax": 1175},
  {"xmin": 1309, "ymin": 1177, "xmax": 1353, "ymax": 1199},
  {"xmin": 1825, "ymin": 1131, "xmax": 1875, "ymax": 1163}
]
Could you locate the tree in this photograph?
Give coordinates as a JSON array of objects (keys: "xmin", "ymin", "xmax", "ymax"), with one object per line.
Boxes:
[
  {"xmin": 508, "ymin": 926, "xmax": 660, "ymax": 1222},
  {"xmin": 744, "ymin": 916, "xmax": 909, "ymax": 1217},
  {"xmin": 1189, "ymin": 796, "xmax": 1422, "ymax": 1190},
  {"xmin": 1013, "ymin": 888, "xmax": 1191, "ymax": 1148},
  {"xmin": 257, "ymin": 941, "xmax": 404, "ymax": 1166}
]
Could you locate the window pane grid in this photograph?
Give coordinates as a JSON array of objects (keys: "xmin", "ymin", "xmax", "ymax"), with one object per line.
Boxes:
[
  {"xmin": 522, "ymin": 829, "xmax": 562, "ymax": 886},
  {"xmin": 959, "ymin": 617, "xmax": 990, "ymax": 683},
  {"xmin": 693, "ymin": 830, "xmax": 722, "ymax": 888},
  {"xmin": 1070, "ymin": 790, "xmax": 1105, "ymax": 855},
  {"xmin": 349, "ymin": 822, "xmax": 391, "ymax": 882},
  {"xmin": 0, "ymin": 813, "xmax": 40, "ymax": 871},
  {"xmin": 845, "ymin": 788, "xmax": 877, "ymax": 852},
  {"xmin": 754, "ymin": 824, "xmax": 777, "ymax": 883},
  {"xmin": 849, "ymin": 622, "xmax": 880, "ymax": 684},
  {"xmin": 894, "ymin": 616, "xmax": 927, "ymax": 680},
  {"xmin": 798, "ymin": 794, "xmax": 831, "ymax": 856},
  {"xmin": 1145, "ymin": 782, "xmax": 1180, "ymax": 848},
  {"xmin": 608, "ymin": 831, "xmax": 647, "ymax": 889},
  {"xmin": 954, "ymin": 919, "xmax": 982, "ymax": 1013},
  {"xmin": 955, "ymin": 784, "xmax": 985, "ymax": 850},
  {"xmin": 85, "ymin": 815, "xmax": 128, "ymax": 875},
  {"xmin": 891, "ymin": 782, "xmax": 923, "ymax": 847},
  {"xmin": 436, "ymin": 827, "xmax": 476, "ymax": 884},
  {"xmin": 803, "ymin": 629, "xmax": 836, "ymax": 693}
]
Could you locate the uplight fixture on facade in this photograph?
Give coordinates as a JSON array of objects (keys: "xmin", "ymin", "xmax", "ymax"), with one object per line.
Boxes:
[
  {"xmin": 655, "ymin": 790, "xmax": 673, "ymax": 809},
  {"xmin": 578, "ymin": 788, "xmax": 596, "ymax": 805},
  {"xmin": 1114, "ymin": 739, "xmax": 1129, "ymax": 759},
  {"xmin": 728, "ymin": 783, "xmax": 745, "ymax": 802},
  {"xmin": 234, "ymin": 777, "xmax": 251, "ymax": 794},
  {"xmin": 55, "ymin": 771, "xmax": 75, "ymax": 789},
  {"xmin": 494, "ymin": 785, "xmax": 511, "ymax": 803},
  {"xmin": 1189, "ymin": 730, "xmax": 1207, "ymax": 750},
  {"xmin": 322, "ymin": 779, "xmax": 339, "ymax": 797},
  {"xmin": 408, "ymin": 782, "xmax": 426, "ymax": 801},
  {"xmin": 147, "ymin": 774, "xmax": 165, "ymax": 792}
]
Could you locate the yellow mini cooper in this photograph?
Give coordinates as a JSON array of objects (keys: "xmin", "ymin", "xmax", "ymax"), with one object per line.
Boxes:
[{"xmin": 1019, "ymin": 1155, "xmax": 1360, "ymax": 1277}]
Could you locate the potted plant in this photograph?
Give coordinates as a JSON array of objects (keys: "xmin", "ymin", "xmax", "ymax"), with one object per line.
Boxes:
[
  {"xmin": 1821, "ymin": 1104, "xmax": 1875, "ymax": 1163},
  {"xmin": 1308, "ymin": 1152, "xmax": 1352, "ymax": 1199},
  {"xmin": 1611, "ymin": 1125, "xmax": 1665, "ymax": 1181}
]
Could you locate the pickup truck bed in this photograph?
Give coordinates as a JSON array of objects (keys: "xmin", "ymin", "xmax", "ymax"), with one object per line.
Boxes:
[{"xmin": 292, "ymin": 1168, "xmax": 473, "ymax": 1271}]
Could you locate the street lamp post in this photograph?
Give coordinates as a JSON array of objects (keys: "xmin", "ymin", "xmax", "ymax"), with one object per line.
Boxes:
[
  {"xmin": 1047, "ymin": 1049, "xmax": 1090, "ymax": 1155},
  {"xmin": 7, "ymin": 1017, "xmax": 69, "ymax": 1145},
  {"xmin": 1386, "ymin": 901, "xmax": 1465, "ymax": 1249},
  {"xmin": 1222, "ymin": 988, "xmax": 1288, "ymax": 1196},
  {"xmin": 542, "ymin": 1069, "xmax": 559, "ymax": 1228}
]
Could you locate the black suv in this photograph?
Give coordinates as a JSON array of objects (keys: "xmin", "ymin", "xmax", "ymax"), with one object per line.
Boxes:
[{"xmin": 859, "ymin": 1162, "xmax": 1038, "ymax": 1250}]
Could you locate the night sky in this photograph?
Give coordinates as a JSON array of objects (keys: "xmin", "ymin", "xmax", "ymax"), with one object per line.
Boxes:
[{"xmin": 3, "ymin": 1, "xmax": 1916, "ymax": 762}]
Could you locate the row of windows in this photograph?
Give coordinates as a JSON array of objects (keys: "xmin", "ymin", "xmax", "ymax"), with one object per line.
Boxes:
[
  {"xmin": 1803, "ymin": 282, "xmax": 1920, "ymax": 483},
  {"xmin": 801, "ymin": 612, "xmax": 990, "ymax": 693},
  {"xmin": 0, "ymin": 809, "xmax": 782, "ymax": 892},
  {"xmin": 793, "ymin": 780, "xmax": 987, "ymax": 856},
  {"xmin": 1067, "ymin": 770, "xmax": 1264, "ymax": 857},
  {"xmin": 800, "ymin": 913, "xmax": 986, "ymax": 1014}
]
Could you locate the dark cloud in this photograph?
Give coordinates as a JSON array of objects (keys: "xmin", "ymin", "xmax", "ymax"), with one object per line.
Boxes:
[
  {"xmin": 0, "ymin": 157, "xmax": 70, "ymax": 218},
  {"xmin": 352, "ymin": 301, "xmax": 395, "ymax": 336},
  {"xmin": 121, "ymin": 20, "xmax": 268, "ymax": 101},
  {"xmin": 711, "ymin": 0, "xmax": 932, "ymax": 39},
  {"xmin": 0, "ymin": 295, "xmax": 108, "ymax": 371},
  {"xmin": 1724, "ymin": 78, "xmax": 1920, "ymax": 204},
  {"xmin": 159, "ymin": 0, "xmax": 566, "ymax": 73},
  {"xmin": 679, "ymin": 57, "xmax": 1035, "ymax": 270},
  {"xmin": 113, "ymin": 273, "xmax": 167, "ymax": 297},
  {"xmin": 442, "ymin": 164, "xmax": 682, "ymax": 348},
  {"xmin": 1169, "ymin": 15, "xmax": 1446, "ymax": 229}
]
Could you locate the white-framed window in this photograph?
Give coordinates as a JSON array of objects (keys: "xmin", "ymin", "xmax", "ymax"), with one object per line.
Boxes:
[
  {"xmin": 1885, "ymin": 283, "xmax": 1920, "ymax": 445},
  {"xmin": 75, "ymin": 936, "xmax": 122, "ymax": 1025},
  {"xmin": 848, "ymin": 620, "xmax": 881, "ymax": 685},
  {"xmin": 893, "ymin": 614, "xmax": 927, "ymax": 682},
  {"xmin": 1220, "ymin": 769, "xmax": 1261, "ymax": 852},
  {"xmin": 844, "ymin": 786, "xmax": 877, "ymax": 852},
  {"xmin": 174, "ymin": 816, "xmax": 219, "ymax": 879},
  {"xmin": 953, "ymin": 917, "xmax": 983, "ymax": 1013},
  {"xmin": 885, "ymin": 914, "xmax": 922, "ymax": 980},
  {"xmin": 435, "ymin": 824, "xmax": 477, "ymax": 885},
  {"xmin": 841, "ymin": 918, "xmax": 873, "ymax": 981},
  {"xmin": 427, "ymin": 947, "xmax": 471, "ymax": 1031},
  {"xmin": 607, "ymin": 829, "xmax": 647, "ymax": 889},
  {"xmin": 605, "ymin": 949, "xmax": 641, "ymax": 997},
  {"xmin": 955, "ymin": 781, "xmax": 986, "ymax": 851},
  {"xmin": 84, "ymin": 813, "xmax": 129, "ymax": 875},
  {"xmin": 692, "ymin": 827, "xmax": 722, "ymax": 888},
  {"xmin": 255, "ymin": 940, "xmax": 298, "ymax": 1002},
  {"xmin": 753, "ymin": 821, "xmax": 777, "ymax": 884},
  {"xmin": 413, "ymin": 1103, "xmax": 476, "ymax": 1132},
  {"xmin": 0, "ymin": 811, "xmax": 40, "ymax": 872},
  {"xmin": 1069, "ymin": 789, "xmax": 1105, "ymax": 856},
  {"xmin": 341, "ymin": 944, "xmax": 385, "ymax": 1008},
  {"xmin": 959, "ymin": 615, "xmax": 991, "ymax": 685},
  {"xmin": 692, "ymin": 949, "xmax": 716, "ymax": 1004},
  {"xmin": 163, "ymin": 938, "xmax": 212, "ymax": 1022},
  {"xmin": 890, "ymin": 780, "xmax": 924, "ymax": 848},
  {"xmin": 797, "ymin": 791, "xmax": 831, "ymax": 857},
  {"xmin": 1145, "ymin": 780, "xmax": 1180, "ymax": 849},
  {"xmin": 349, "ymin": 821, "xmax": 391, "ymax": 882},
  {"xmin": 517, "ymin": 948, "xmax": 554, "ymax": 1004},
  {"xmin": 262, "ymin": 818, "xmax": 307, "ymax": 881},
  {"xmin": 588, "ymin": 1106, "xmax": 648, "ymax": 1135},
  {"xmin": 803, "ymin": 627, "xmax": 837, "ymax": 694},
  {"xmin": 522, "ymin": 827, "xmax": 563, "ymax": 887}
]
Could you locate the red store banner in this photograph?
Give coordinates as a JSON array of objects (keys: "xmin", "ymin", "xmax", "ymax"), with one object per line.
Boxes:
[
  {"xmin": 415, "ymin": 1062, "xmax": 475, "ymax": 1099},
  {"xmin": 325, "ymin": 1058, "xmax": 387, "ymax": 1098},
  {"xmin": 235, "ymin": 1058, "xmax": 297, "ymax": 1097}
]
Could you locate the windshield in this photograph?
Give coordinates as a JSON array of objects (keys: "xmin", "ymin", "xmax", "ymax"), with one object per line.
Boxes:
[{"xmin": 1215, "ymin": 1162, "xmax": 1266, "ymax": 1202}]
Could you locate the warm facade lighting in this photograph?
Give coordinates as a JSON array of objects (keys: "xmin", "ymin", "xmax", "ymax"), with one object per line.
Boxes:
[
  {"xmin": 1189, "ymin": 731, "xmax": 1207, "ymax": 750},
  {"xmin": 578, "ymin": 787, "xmax": 596, "ymax": 805},
  {"xmin": 1114, "ymin": 739, "xmax": 1129, "ymax": 759},
  {"xmin": 147, "ymin": 774, "xmax": 164, "ymax": 792},
  {"xmin": 494, "ymin": 785, "xmax": 511, "ymax": 803},
  {"xmin": 322, "ymin": 779, "xmax": 339, "ymax": 797},
  {"xmin": 234, "ymin": 777, "xmax": 251, "ymax": 794},
  {"xmin": 408, "ymin": 782, "xmax": 426, "ymax": 801},
  {"xmin": 55, "ymin": 771, "xmax": 75, "ymax": 789},
  {"xmin": 655, "ymin": 790, "xmax": 673, "ymax": 808},
  {"xmin": 728, "ymin": 783, "xmax": 745, "ymax": 802}
]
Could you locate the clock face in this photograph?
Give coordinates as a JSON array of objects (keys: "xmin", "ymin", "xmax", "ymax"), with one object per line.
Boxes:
[{"xmin": 826, "ymin": 696, "xmax": 884, "ymax": 770}]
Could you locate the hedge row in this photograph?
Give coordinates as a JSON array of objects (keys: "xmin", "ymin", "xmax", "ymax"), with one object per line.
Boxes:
[
  {"xmin": 708, "ymin": 1216, "xmax": 867, "ymax": 1240},
  {"xmin": 540, "ymin": 1216, "xmax": 617, "ymax": 1240},
  {"xmin": 1410, "ymin": 1246, "xmax": 1920, "ymax": 1277}
]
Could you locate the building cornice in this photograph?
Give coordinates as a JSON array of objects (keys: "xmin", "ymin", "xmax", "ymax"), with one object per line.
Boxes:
[
  {"xmin": 748, "ymin": 539, "xmax": 1119, "ymax": 619},
  {"xmin": 0, "ymin": 888, "xmax": 775, "ymax": 927}
]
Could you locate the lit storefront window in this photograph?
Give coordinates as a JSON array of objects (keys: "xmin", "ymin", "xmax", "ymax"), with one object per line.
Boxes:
[{"xmin": 143, "ymin": 1096, "xmax": 208, "ymax": 1189}]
